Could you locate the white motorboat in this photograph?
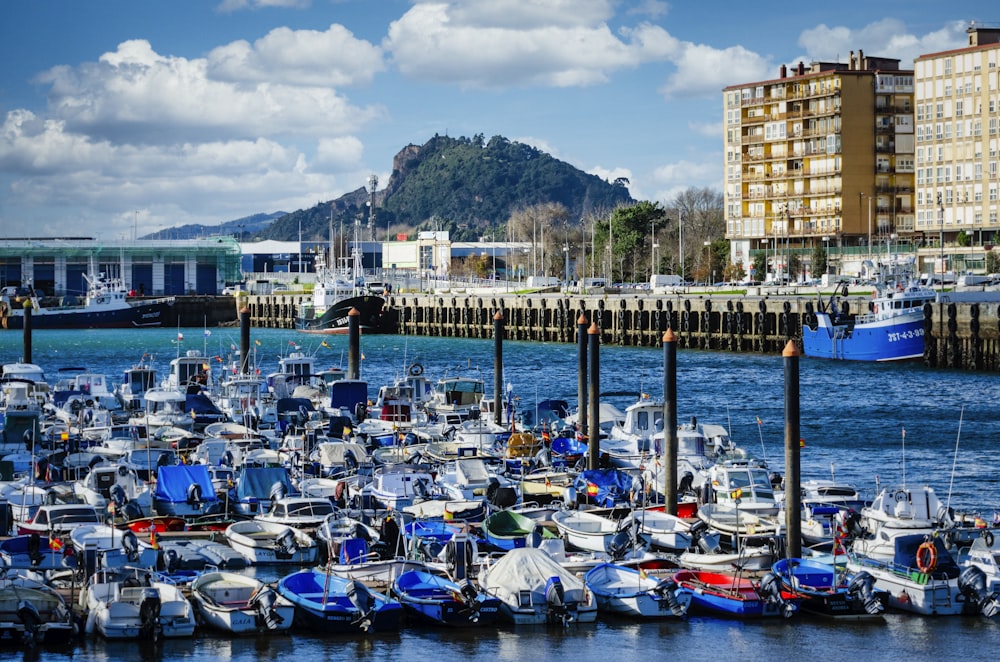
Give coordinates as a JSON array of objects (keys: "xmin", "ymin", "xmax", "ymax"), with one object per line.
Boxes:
[
  {"xmin": 584, "ymin": 562, "xmax": 689, "ymax": 619},
  {"xmin": 847, "ymin": 533, "xmax": 998, "ymax": 617},
  {"xmin": 189, "ymin": 570, "xmax": 295, "ymax": 634},
  {"xmin": 225, "ymin": 519, "xmax": 318, "ymax": 565},
  {"xmin": 478, "ymin": 546, "xmax": 598, "ymax": 626},
  {"xmin": 255, "ymin": 496, "xmax": 336, "ymax": 530},
  {"xmin": 69, "ymin": 524, "xmax": 160, "ymax": 570},
  {"xmin": 551, "ymin": 508, "xmax": 646, "ymax": 555},
  {"xmin": 82, "ymin": 567, "xmax": 196, "ymax": 640},
  {"xmin": 851, "ymin": 485, "xmax": 950, "ymax": 561}
]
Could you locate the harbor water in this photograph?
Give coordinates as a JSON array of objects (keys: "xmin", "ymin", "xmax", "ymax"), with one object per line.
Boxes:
[{"xmin": 3, "ymin": 328, "xmax": 1000, "ymax": 658}]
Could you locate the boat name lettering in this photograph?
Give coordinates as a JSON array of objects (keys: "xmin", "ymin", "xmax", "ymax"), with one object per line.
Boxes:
[{"xmin": 887, "ymin": 328, "xmax": 924, "ymax": 343}]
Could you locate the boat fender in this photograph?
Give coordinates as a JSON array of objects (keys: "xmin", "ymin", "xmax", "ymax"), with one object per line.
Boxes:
[
  {"xmin": 915, "ymin": 540, "xmax": 937, "ymax": 573},
  {"xmin": 985, "ymin": 530, "xmax": 995, "ymax": 547},
  {"xmin": 873, "ymin": 304, "xmax": 878, "ymax": 314}
]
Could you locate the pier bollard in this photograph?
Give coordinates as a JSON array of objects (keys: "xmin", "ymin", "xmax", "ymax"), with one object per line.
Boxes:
[
  {"xmin": 587, "ymin": 322, "xmax": 601, "ymax": 471},
  {"xmin": 239, "ymin": 303, "xmax": 251, "ymax": 375},
  {"xmin": 493, "ymin": 311, "xmax": 504, "ymax": 427},
  {"xmin": 783, "ymin": 339, "xmax": 802, "ymax": 559},
  {"xmin": 577, "ymin": 314, "xmax": 589, "ymax": 440},
  {"xmin": 348, "ymin": 308, "xmax": 361, "ymax": 380},
  {"xmin": 22, "ymin": 298, "xmax": 33, "ymax": 364},
  {"xmin": 662, "ymin": 329, "xmax": 678, "ymax": 515}
]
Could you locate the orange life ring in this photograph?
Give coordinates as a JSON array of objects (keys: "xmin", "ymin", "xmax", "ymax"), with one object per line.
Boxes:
[{"xmin": 916, "ymin": 540, "xmax": 937, "ymax": 573}]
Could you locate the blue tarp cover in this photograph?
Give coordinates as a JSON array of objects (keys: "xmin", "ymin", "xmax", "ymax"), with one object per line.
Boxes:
[
  {"xmin": 154, "ymin": 464, "xmax": 217, "ymax": 503},
  {"xmin": 235, "ymin": 466, "xmax": 294, "ymax": 500}
]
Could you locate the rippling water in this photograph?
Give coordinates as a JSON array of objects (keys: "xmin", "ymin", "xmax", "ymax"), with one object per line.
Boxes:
[{"xmin": 4, "ymin": 328, "xmax": 1000, "ymax": 658}]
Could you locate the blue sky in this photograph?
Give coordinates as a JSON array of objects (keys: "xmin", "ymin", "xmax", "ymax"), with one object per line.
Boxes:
[{"xmin": 0, "ymin": 1, "xmax": 989, "ymax": 239}]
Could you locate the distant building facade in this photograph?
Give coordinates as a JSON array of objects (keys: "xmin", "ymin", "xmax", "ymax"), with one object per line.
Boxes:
[
  {"xmin": 914, "ymin": 24, "xmax": 1000, "ymax": 274},
  {"xmin": 0, "ymin": 237, "xmax": 242, "ymax": 296}
]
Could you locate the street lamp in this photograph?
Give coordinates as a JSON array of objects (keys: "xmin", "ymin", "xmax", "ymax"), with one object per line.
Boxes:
[
  {"xmin": 938, "ymin": 193, "xmax": 945, "ymax": 291},
  {"xmin": 703, "ymin": 241, "xmax": 711, "ymax": 285},
  {"xmin": 822, "ymin": 236, "xmax": 830, "ymax": 275},
  {"xmin": 678, "ymin": 213, "xmax": 685, "ymax": 281}
]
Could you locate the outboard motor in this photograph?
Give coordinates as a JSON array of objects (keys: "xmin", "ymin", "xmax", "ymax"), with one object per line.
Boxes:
[
  {"xmin": 757, "ymin": 572, "xmax": 795, "ymax": 618},
  {"xmin": 689, "ymin": 519, "xmax": 721, "ymax": 554},
  {"xmin": 138, "ymin": 588, "xmax": 162, "ymax": 641},
  {"xmin": 110, "ymin": 483, "xmax": 127, "ymax": 512},
  {"xmin": 454, "ymin": 577, "xmax": 481, "ymax": 622},
  {"xmin": 346, "ymin": 579, "xmax": 376, "ymax": 631},
  {"xmin": 650, "ymin": 577, "xmax": 688, "ymax": 617},
  {"xmin": 959, "ymin": 565, "xmax": 1000, "ymax": 618},
  {"xmin": 847, "ymin": 570, "xmax": 884, "ymax": 615},
  {"xmin": 606, "ymin": 522, "xmax": 639, "ymax": 561},
  {"xmin": 186, "ymin": 483, "xmax": 203, "ymax": 508},
  {"xmin": 249, "ymin": 586, "xmax": 285, "ymax": 630},
  {"xmin": 274, "ymin": 528, "xmax": 298, "ymax": 559},
  {"xmin": 17, "ymin": 599, "xmax": 42, "ymax": 647},
  {"xmin": 544, "ymin": 576, "xmax": 573, "ymax": 625},
  {"xmin": 163, "ymin": 548, "xmax": 180, "ymax": 574},
  {"xmin": 27, "ymin": 532, "xmax": 44, "ymax": 567},
  {"xmin": 122, "ymin": 530, "xmax": 140, "ymax": 562},
  {"xmin": 678, "ymin": 472, "xmax": 695, "ymax": 496},
  {"xmin": 121, "ymin": 500, "xmax": 143, "ymax": 521}
]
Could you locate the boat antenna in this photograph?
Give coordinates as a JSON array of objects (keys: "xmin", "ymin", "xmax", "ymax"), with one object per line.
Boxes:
[
  {"xmin": 945, "ymin": 405, "xmax": 965, "ymax": 511},
  {"xmin": 900, "ymin": 427, "xmax": 906, "ymax": 489},
  {"xmin": 754, "ymin": 415, "xmax": 767, "ymax": 464}
]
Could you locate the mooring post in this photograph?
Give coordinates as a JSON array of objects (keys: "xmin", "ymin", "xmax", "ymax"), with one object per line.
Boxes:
[
  {"xmin": 493, "ymin": 311, "xmax": 504, "ymax": 427},
  {"xmin": 662, "ymin": 328, "xmax": 678, "ymax": 515},
  {"xmin": 22, "ymin": 299, "xmax": 32, "ymax": 364},
  {"xmin": 577, "ymin": 313, "xmax": 589, "ymax": 441},
  {"xmin": 783, "ymin": 339, "xmax": 802, "ymax": 559},
  {"xmin": 239, "ymin": 302, "xmax": 251, "ymax": 375},
  {"xmin": 587, "ymin": 322, "xmax": 601, "ymax": 470},
  {"xmin": 348, "ymin": 308, "xmax": 361, "ymax": 379}
]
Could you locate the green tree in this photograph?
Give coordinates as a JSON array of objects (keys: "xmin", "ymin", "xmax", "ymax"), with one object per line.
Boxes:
[
  {"xmin": 811, "ymin": 244, "xmax": 828, "ymax": 278},
  {"xmin": 604, "ymin": 201, "xmax": 667, "ymax": 282},
  {"xmin": 752, "ymin": 251, "xmax": 766, "ymax": 282},
  {"xmin": 987, "ymin": 250, "xmax": 1000, "ymax": 274}
]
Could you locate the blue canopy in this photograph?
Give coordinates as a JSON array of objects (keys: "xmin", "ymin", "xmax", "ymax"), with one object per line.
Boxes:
[
  {"xmin": 235, "ymin": 466, "xmax": 294, "ymax": 500},
  {"xmin": 154, "ymin": 465, "xmax": 217, "ymax": 503},
  {"xmin": 573, "ymin": 468, "xmax": 636, "ymax": 508},
  {"xmin": 330, "ymin": 380, "xmax": 368, "ymax": 411},
  {"xmin": 892, "ymin": 533, "xmax": 960, "ymax": 579}
]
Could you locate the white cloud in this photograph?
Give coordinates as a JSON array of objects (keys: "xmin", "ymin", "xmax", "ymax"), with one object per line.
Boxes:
[
  {"xmin": 660, "ymin": 42, "xmax": 773, "ymax": 99},
  {"xmin": 207, "ymin": 24, "xmax": 385, "ymax": 86},
  {"xmin": 798, "ymin": 18, "xmax": 968, "ymax": 68},
  {"xmin": 314, "ymin": 136, "xmax": 365, "ymax": 170},
  {"xmin": 589, "ymin": 165, "xmax": 633, "ymax": 187},
  {"xmin": 385, "ymin": 2, "xmax": 672, "ymax": 88},
  {"xmin": 34, "ymin": 39, "xmax": 386, "ymax": 144}
]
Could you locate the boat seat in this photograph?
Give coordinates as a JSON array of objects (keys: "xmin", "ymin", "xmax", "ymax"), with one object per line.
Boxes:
[{"xmin": 340, "ymin": 538, "xmax": 368, "ymax": 564}]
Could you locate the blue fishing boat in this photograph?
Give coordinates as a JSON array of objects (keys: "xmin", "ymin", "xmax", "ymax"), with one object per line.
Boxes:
[
  {"xmin": 801, "ymin": 280, "xmax": 936, "ymax": 361},
  {"xmin": 392, "ymin": 569, "xmax": 500, "ymax": 627},
  {"xmin": 277, "ymin": 568, "xmax": 403, "ymax": 633}
]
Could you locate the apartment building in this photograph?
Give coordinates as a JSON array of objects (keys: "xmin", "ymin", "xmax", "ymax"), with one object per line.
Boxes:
[
  {"xmin": 914, "ymin": 24, "xmax": 1000, "ymax": 275},
  {"xmin": 723, "ymin": 52, "xmax": 914, "ymax": 279}
]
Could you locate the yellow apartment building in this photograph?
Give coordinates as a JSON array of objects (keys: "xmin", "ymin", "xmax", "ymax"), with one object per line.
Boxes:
[{"xmin": 724, "ymin": 52, "xmax": 914, "ymax": 280}]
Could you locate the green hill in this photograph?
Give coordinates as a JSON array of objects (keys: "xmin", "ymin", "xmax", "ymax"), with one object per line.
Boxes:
[{"xmin": 265, "ymin": 134, "xmax": 634, "ymax": 242}]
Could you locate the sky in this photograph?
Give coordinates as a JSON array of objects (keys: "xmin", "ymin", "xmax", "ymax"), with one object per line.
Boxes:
[{"xmin": 0, "ymin": 1, "xmax": 992, "ymax": 239}]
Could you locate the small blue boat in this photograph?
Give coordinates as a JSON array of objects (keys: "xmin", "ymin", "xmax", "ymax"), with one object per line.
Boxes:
[
  {"xmin": 392, "ymin": 569, "xmax": 500, "ymax": 627},
  {"xmin": 277, "ymin": 568, "xmax": 403, "ymax": 633},
  {"xmin": 772, "ymin": 557, "xmax": 885, "ymax": 619}
]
